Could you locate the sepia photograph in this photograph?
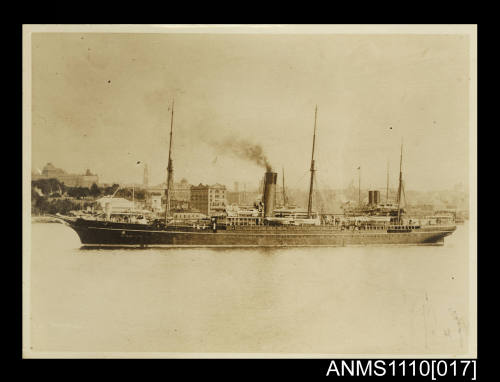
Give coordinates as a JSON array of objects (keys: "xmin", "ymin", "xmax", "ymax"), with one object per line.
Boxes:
[{"xmin": 22, "ymin": 24, "xmax": 477, "ymax": 358}]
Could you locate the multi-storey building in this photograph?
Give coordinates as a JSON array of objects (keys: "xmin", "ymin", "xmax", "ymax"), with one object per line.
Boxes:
[
  {"xmin": 190, "ymin": 183, "xmax": 227, "ymax": 216},
  {"xmin": 32, "ymin": 163, "xmax": 99, "ymax": 188},
  {"xmin": 148, "ymin": 178, "xmax": 191, "ymax": 201},
  {"xmin": 147, "ymin": 178, "xmax": 192, "ymax": 212},
  {"xmin": 171, "ymin": 178, "xmax": 191, "ymax": 201}
]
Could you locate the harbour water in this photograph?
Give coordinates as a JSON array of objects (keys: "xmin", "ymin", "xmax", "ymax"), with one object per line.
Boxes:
[{"xmin": 28, "ymin": 222, "xmax": 472, "ymax": 356}]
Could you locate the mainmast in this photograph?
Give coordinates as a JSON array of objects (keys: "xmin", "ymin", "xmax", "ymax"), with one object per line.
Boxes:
[
  {"xmin": 165, "ymin": 99, "xmax": 175, "ymax": 221},
  {"xmin": 282, "ymin": 166, "xmax": 287, "ymax": 207},
  {"xmin": 307, "ymin": 106, "xmax": 318, "ymax": 218},
  {"xmin": 396, "ymin": 142, "xmax": 403, "ymax": 223},
  {"xmin": 358, "ymin": 166, "xmax": 361, "ymax": 206}
]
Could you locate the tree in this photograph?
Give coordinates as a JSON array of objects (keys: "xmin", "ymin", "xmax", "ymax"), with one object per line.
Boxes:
[
  {"xmin": 103, "ymin": 184, "xmax": 120, "ymax": 196},
  {"xmin": 116, "ymin": 188, "xmax": 133, "ymax": 199},
  {"xmin": 67, "ymin": 186, "xmax": 90, "ymax": 199},
  {"xmin": 90, "ymin": 183, "xmax": 101, "ymax": 198},
  {"xmin": 134, "ymin": 189, "xmax": 146, "ymax": 200},
  {"xmin": 32, "ymin": 178, "xmax": 68, "ymax": 197}
]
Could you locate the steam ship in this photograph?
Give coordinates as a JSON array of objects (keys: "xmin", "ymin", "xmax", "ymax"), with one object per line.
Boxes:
[{"xmin": 57, "ymin": 104, "xmax": 456, "ymax": 248}]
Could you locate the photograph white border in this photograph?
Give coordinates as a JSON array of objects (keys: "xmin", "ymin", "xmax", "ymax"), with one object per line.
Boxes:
[{"xmin": 22, "ymin": 24, "xmax": 477, "ymax": 359}]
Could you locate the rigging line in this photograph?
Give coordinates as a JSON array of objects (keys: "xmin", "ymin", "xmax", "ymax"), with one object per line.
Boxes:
[
  {"xmin": 312, "ymin": 177, "xmax": 319, "ymax": 211},
  {"xmin": 291, "ymin": 170, "xmax": 310, "ymax": 190},
  {"xmin": 317, "ymin": 173, "xmax": 335, "ymax": 193},
  {"xmin": 315, "ymin": 178, "xmax": 328, "ymax": 204},
  {"xmin": 317, "ymin": 173, "xmax": 339, "ymax": 205},
  {"xmin": 402, "ymin": 180, "xmax": 407, "ymax": 207},
  {"xmin": 110, "ymin": 184, "xmax": 121, "ymax": 198}
]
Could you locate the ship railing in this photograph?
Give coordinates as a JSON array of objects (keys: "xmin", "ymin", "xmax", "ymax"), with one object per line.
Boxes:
[
  {"xmin": 230, "ymin": 224, "xmax": 345, "ymax": 231},
  {"xmin": 228, "ymin": 222, "xmax": 430, "ymax": 232},
  {"xmin": 386, "ymin": 225, "xmax": 420, "ymax": 230}
]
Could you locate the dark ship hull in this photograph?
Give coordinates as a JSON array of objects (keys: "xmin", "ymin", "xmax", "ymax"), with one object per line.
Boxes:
[{"xmin": 60, "ymin": 217, "xmax": 456, "ymax": 248}]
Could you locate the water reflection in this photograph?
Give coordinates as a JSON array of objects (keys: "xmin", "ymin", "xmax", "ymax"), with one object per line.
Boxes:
[{"xmin": 28, "ymin": 222, "xmax": 471, "ymax": 356}]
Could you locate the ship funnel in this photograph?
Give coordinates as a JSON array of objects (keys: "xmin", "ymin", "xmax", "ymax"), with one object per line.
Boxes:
[
  {"xmin": 368, "ymin": 190, "xmax": 381, "ymax": 205},
  {"xmin": 263, "ymin": 171, "xmax": 277, "ymax": 218}
]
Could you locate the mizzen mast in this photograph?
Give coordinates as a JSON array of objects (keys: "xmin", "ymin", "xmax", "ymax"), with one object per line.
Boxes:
[
  {"xmin": 282, "ymin": 166, "xmax": 287, "ymax": 207},
  {"xmin": 165, "ymin": 99, "xmax": 175, "ymax": 221},
  {"xmin": 386, "ymin": 160, "xmax": 390, "ymax": 203},
  {"xmin": 307, "ymin": 105, "xmax": 318, "ymax": 218},
  {"xmin": 396, "ymin": 142, "xmax": 403, "ymax": 224}
]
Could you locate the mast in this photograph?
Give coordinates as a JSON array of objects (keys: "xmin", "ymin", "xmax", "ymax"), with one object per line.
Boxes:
[
  {"xmin": 386, "ymin": 160, "xmax": 389, "ymax": 203},
  {"xmin": 282, "ymin": 166, "xmax": 287, "ymax": 207},
  {"xmin": 307, "ymin": 106, "xmax": 318, "ymax": 218},
  {"xmin": 397, "ymin": 142, "xmax": 403, "ymax": 224},
  {"xmin": 358, "ymin": 166, "xmax": 361, "ymax": 206},
  {"xmin": 165, "ymin": 99, "xmax": 175, "ymax": 221}
]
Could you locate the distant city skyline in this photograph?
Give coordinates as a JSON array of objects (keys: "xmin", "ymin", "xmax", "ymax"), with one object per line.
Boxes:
[
  {"xmin": 32, "ymin": 160, "xmax": 469, "ymax": 201},
  {"xmin": 31, "ymin": 32, "xmax": 471, "ymax": 192}
]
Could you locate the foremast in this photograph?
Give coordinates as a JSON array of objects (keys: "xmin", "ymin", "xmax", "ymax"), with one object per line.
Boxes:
[
  {"xmin": 307, "ymin": 106, "xmax": 318, "ymax": 218},
  {"xmin": 165, "ymin": 99, "xmax": 175, "ymax": 222}
]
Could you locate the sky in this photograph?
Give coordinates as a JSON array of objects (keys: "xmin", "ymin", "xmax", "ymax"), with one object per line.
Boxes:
[{"xmin": 30, "ymin": 31, "xmax": 471, "ymax": 192}]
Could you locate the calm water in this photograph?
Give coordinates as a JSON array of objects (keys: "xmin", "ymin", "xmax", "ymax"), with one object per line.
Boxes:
[{"xmin": 28, "ymin": 222, "xmax": 471, "ymax": 356}]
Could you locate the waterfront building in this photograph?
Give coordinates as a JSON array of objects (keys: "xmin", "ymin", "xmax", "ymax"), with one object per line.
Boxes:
[
  {"xmin": 145, "ymin": 178, "xmax": 192, "ymax": 212},
  {"xmin": 190, "ymin": 183, "xmax": 227, "ymax": 216},
  {"xmin": 226, "ymin": 191, "xmax": 242, "ymax": 205},
  {"xmin": 32, "ymin": 162, "xmax": 99, "ymax": 188},
  {"xmin": 95, "ymin": 196, "xmax": 135, "ymax": 212},
  {"xmin": 148, "ymin": 178, "xmax": 191, "ymax": 202},
  {"xmin": 171, "ymin": 178, "xmax": 191, "ymax": 201},
  {"xmin": 172, "ymin": 211, "xmax": 207, "ymax": 221},
  {"xmin": 150, "ymin": 194, "xmax": 163, "ymax": 212}
]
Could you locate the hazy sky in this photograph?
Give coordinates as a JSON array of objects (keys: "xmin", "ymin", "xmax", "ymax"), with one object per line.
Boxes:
[{"xmin": 31, "ymin": 32, "xmax": 470, "ymax": 191}]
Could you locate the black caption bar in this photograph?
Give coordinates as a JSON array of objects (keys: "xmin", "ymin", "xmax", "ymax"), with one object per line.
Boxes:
[{"xmin": 325, "ymin": 359, "xmax": 477, "ymax": 379}]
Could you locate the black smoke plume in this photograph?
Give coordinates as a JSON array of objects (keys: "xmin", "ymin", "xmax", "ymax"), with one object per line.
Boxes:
[{"xmin": 214, "ymin": 138, "xmax": 272, "ymax": 171}]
